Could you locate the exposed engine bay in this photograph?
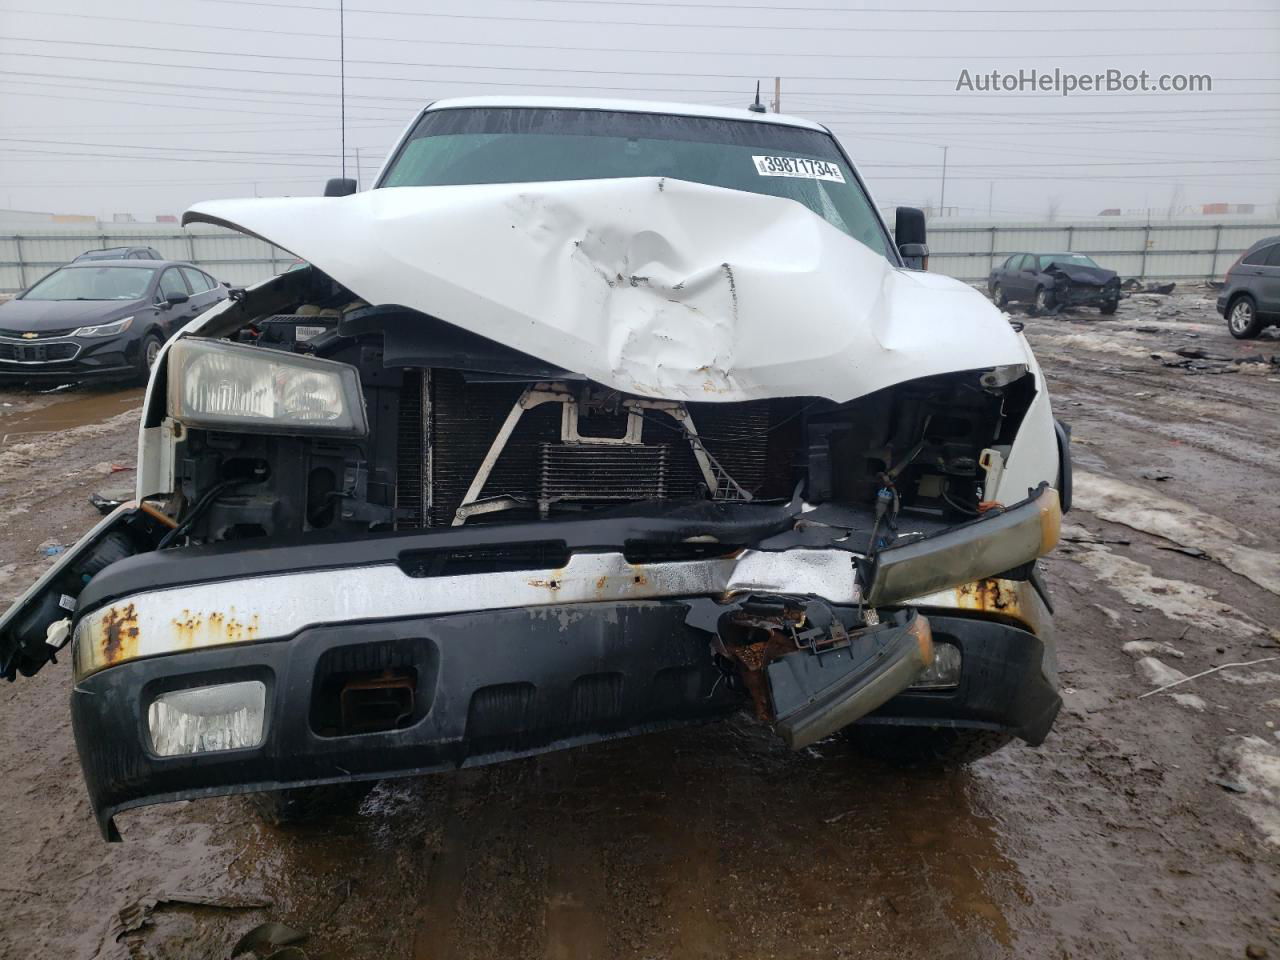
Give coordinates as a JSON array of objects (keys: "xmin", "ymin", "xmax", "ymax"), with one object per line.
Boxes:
[{"xmin": 163, "ymin": 267, "xmax": 1038, "ymax": 549}]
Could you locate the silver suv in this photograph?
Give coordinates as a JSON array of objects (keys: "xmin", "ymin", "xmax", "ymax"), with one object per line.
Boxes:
[{"xmin": 1219, "ymin": 235, "xmax": 1280, "ymax": 339}]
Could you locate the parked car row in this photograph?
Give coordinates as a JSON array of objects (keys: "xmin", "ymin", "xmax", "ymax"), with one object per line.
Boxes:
[{"xmin": 986, "ymin": 239, "xmax": 1280, "ymax": 340}]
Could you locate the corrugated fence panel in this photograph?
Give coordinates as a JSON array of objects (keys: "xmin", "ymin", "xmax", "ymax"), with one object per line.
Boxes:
[{"xmin": 2, "ymin": 217, "xmax": 1278, "ymax": 292}]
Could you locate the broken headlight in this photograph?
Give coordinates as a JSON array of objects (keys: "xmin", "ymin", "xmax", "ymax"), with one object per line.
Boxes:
[
  {"xmin": 167, "ymin": 337, "xmax": 367, "ymax": 437},
  {"xmin": 147, "ymin": 680, "xmax": 267, "ymax": 757}
]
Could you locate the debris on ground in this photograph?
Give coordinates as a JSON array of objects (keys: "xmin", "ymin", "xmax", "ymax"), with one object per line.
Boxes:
[
  {"xmin": 89, "ymin": 490, "xmax": 130, "ymax": 515},
  {"xmin": 1121, "ymin": 279, "xmax": 1176, "ymax": 295},
  {"xmin": 94, "ymin": 892, "xmax": 272, "ymax": 960},
  {"xmin": 1139, "ymin": 658, "xmax": 1280, "ymax": 700},
  {"xmin": 231, "ymin": 921, "xmax": 308, "ymax": 958}
]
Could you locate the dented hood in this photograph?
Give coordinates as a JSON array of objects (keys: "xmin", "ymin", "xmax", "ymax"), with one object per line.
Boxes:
[{"xmin": 185, "ymin": 177, "xmax": 1025, "ymax": 404}]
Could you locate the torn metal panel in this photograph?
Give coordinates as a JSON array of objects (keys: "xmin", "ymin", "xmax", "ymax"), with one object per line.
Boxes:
[{"xmin": 182, "ymin": 177, "xmax": 1027, "ymax": 405}]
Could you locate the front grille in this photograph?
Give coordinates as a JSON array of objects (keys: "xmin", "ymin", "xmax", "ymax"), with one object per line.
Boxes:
[
  {"xmin": 397, "ymin": 370, "xmax": 802, "ymax": 527},
  {"xmin": 0, "ymin": 342, "xmax": 78, "ymax": 362},
  {"xmin": 540, "ymin": 442, "xmax": 669, "ymax": 504}
]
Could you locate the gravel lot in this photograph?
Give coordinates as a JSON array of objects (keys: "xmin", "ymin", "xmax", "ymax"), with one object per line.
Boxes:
[{"xmin": 1, "ymin": 289, "xmax": 1277, "ymax": 960}]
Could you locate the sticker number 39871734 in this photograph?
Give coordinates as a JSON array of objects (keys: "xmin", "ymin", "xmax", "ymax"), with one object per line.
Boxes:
[{"xmin": 751, "ymin": 155, "xmax": 846, "ymax": 183}]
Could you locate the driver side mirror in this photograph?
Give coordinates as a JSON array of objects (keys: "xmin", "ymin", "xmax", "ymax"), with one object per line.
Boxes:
[
  {"xmin": 163, "ymin": 292, "xmax": 190, "ymax": 308},
  {"xmin": 895, "ymin": 207, "xmax": 929, "ymax": 270},
  {"xmin": 324, "ymin": 177, "xmax": 358, "ymax": 197}
]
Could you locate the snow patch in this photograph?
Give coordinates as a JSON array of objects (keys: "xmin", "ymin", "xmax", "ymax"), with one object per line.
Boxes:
[
  {"xmin": 1074, "ymin": 471, "xmax": 1280, "ymax": 597},
  {"xmin": 1136, "ymin": 656, "xmax": 1187, "ymax": 687},
  {"xmin": 1122, "ymin": 640, "xmax": 1186, "ymax": 660},
  {"xmin": 1218, "ymin": 736, "xmax": 1280, "ymax": 846},
  {"xmin": 1069, "ymin": 542, "xmax": 1270, "ymax": 639},
  {"xmin": 1171, "ymin": 693, "xmax": 1208, "ymax": 712}
]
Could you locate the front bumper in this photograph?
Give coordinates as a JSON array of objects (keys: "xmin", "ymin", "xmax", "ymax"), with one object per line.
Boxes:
[
  {"xmin": 0, "ymin": 334, "xmax": 136, "ymax": 380},
  {"xmin": 1053, "ymin": 283, "xmax": 1119, "ymax": 307},
  {"xmin": 74, "ymin": 599, "xmax": 743, "ymax": 840},
  {"xmin": 57, "ymin": 489, "xmax": 1062, "ymax": 839}
]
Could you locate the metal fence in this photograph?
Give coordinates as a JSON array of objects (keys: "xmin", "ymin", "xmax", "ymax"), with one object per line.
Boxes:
[
  {"xmin": 924, "ymin": 217, "xmax": 1280, "ymax": 284},
  {"xmin": 2, "ymin": 216, "xmax": 1277, "ymax": 293}
]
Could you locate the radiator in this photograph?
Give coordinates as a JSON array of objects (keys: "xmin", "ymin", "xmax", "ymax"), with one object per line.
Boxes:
[{"xmin": 397, "ymin": 370, "xmax": 799, "ymax": 527}]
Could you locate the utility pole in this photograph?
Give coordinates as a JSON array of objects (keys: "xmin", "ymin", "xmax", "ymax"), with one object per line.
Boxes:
[
  {"xmin": 339, "ymin": 0, "xmax": 347, "ymax": 179},
  {"xmin": 987, "ymin": 180, "xmax": 994, "ymax": 216},
  {"xmin": 939, "ymin": 145, "xmax": 948, "ymax": 217},
  {"xmin": 355, "ymin": 147, "xmax": 362, "ymax": 191},
  {"xmin": 773, "ymin": 76, "xmax": 781, "ymax": 113}
]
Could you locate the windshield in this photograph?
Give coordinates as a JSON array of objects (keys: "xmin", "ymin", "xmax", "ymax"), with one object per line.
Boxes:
[
  {"xmin": 380, "ymin": 107, "xmax": 890, "ymax": 257},
  {"xmin": 1039, "ymin": 254, "xmax": 1098, "ymax": 269},
  {"xmin": 22, "ymin": 265, "xmax": 155, "ymax": 301}
]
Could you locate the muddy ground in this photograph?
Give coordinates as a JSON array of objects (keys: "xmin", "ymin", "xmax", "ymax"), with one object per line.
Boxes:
[{"xmin": 1, "ymin": 290, "xmax": 1278, "ymax": 960}]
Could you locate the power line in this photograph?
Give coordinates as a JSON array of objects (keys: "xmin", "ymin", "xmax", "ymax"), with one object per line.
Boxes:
[
  {"xmin": 6, "ymin": 35, "xmax": 1278, "ymax": 89},
  {"xmin": 171, "ymin": 0, "xmax": 1280, "ymax": 32},
  {"xmin": 4, "ymin": 7, "xmax": 1277, "ymax": 60},
  {"xmin": 4, "ymin": 49, "xmax": 1278, "ymax": 112}
]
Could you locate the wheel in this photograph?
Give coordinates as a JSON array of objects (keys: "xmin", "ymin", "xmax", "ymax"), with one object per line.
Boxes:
[
  {"xmin": 247, "ymin": 782, "xmax": 374, "ymax": 826},
  {"xmin": 1100, "ymin": 298, "xmax": 1119, "ymax": 315},
  {"xmin": 844, "ymin": 725, "xmax": 1013, "ymax": 766},
  {"xmin": 135, "ymin": 333, "xmax": 163, "ymax": 383},
  {"xmin": 1030, "ymin": 286, "xmax": 1055, "ymax": 316},
  {"xmin": 992, "ymin": 283, "xmax": 1008, "ymax": 308},
  {"xmin": 1227, "ymin": 294, "xmax": 1263, "ymax": 339}
]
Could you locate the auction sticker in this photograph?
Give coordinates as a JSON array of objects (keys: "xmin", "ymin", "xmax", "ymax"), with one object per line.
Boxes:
[{"xmin": 752, "ymin": 155, "xmax": 845, "ymax": 182}]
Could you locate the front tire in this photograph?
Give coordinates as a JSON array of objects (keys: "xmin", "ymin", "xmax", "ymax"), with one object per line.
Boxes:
[
  {"xmin": 992, "ymin": 283, "xmax": 1008, "ymax": 308},
  {"xmin": 135, "ymin": 333, "xmax": 163, "ymax": 383},
  {"xmin": 1030, "ymin": 286, "xmax": 1055, "ymax": 316},
  {"xmin": 1100, "ymin": 298, "xmax": 1119, "ymax": 315},
  {"xmin": 1227, "ymin": 295, "xmax": 1263, "ymax": 339},
  {"xmin": 845, "ymin": 725, "xmax": 1013, "ymax": 766}
]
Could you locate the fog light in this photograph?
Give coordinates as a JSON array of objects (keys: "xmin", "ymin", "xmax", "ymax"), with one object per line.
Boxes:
[
  {"xmin": 909, "ymin": 642, "xmax": 962, "ymax": 689},
  {"xmin": 147, "ymin": 681, "xmax": 266, "ymax": 757}
]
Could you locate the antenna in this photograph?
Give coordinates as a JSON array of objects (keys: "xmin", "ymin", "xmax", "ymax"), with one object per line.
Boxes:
[
  {"xmin": 339, "ymin": 0, "xmax": 346, "ymax": 179},
  {"xmin": 748, "ymin": 81, "xmax": 766, "ymax": 113}
]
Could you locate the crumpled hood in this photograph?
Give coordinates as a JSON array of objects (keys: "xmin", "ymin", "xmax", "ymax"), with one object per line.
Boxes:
[
  {"xmin": 1045, "ymin": 262, "xmax": 1118, "ymax": 286},
  {"xmin": 185, "ymin": 177, "xmax": 1026, "ymax": 404}
]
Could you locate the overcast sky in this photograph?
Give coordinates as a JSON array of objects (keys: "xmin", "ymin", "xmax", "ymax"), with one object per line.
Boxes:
[{"xmin": 0, "ymin": 0, "xmax": 1277, "ymax": 221}]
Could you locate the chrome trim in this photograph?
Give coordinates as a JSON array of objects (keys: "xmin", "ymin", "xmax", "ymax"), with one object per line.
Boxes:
[
  {"xmin": 72, "ymin": 548, "xmax": 861, "ymax": 678},
  {"xmin": 0, "ymin": 333, "xmax": 77, "ymax": 343}
]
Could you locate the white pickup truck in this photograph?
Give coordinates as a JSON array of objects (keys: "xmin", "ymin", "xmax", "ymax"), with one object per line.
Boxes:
[{"xmin": 1, "ymin": 97, "xmax": 1069, "ymax": 840}]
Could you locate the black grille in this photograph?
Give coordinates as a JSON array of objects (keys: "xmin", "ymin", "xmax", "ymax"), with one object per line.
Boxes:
[
  {"xmin": 397, "ymin": 370, "xmax": 800, "ymax": 527},
  {"xmin": 0, "ymin": 342, "xmax": 77, "ymax": 362},
  {"xmin": 540, "ymin": 442, "xmax": 669, "ymax": 504}
]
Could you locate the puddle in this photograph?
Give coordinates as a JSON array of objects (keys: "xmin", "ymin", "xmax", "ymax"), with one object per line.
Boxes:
[{"xmin": 0, "ymin": 386, "xmax": 144, "ymax": 447}]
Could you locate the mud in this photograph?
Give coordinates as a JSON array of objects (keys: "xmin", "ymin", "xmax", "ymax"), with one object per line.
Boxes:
[{"xmin": 1, "ymin": 291, "xmax": 1279, "ymax": 959}]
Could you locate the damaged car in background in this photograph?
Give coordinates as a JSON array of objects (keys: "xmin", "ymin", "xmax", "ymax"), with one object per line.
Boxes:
[
  {"xmin": 989, "ymin": 252, "xmax": 1121, "ymax": 315},
  {"xmin": 0, "ymin": 98, "xmax": 1069, "ymax": 839}
]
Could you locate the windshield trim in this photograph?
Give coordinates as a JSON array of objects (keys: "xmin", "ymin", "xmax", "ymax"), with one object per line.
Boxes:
[{"xmin": 373, "ymin": 104, "xmax": 899, "ymax": 266}]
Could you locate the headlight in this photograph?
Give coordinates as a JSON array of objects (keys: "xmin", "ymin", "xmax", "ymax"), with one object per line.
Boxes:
[
  {"xmin": 72, "ymin": 316, "xmax": 133, "ymax": 338},
  {"xmin": 167, "ymin": 337, "xmax": 368, "ymax": 437},
  {"xmin": 147, "ymin": 681, "xmax": 266, "ymax": 757}
]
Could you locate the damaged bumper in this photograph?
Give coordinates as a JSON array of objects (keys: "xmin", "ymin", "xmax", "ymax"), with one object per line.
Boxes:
[
  {"xmin": 1052, "ymin": 281, "xmax": 1120, "ymax": 307},
  {"xmin": 61, "ymin": 491, "xmax": 1062, "ymax": 839}
]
